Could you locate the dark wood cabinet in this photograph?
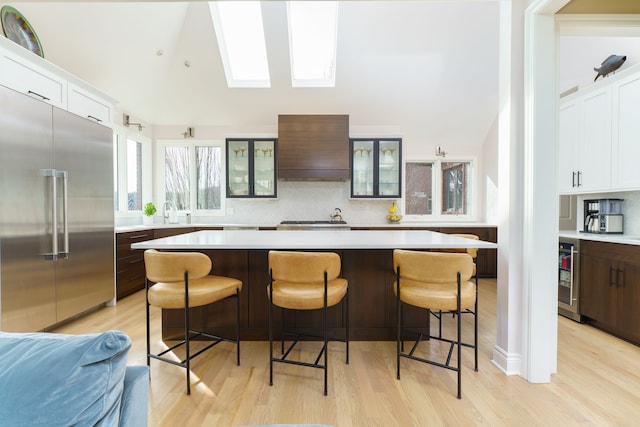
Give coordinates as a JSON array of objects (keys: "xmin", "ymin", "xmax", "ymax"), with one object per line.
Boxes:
[
  {"xmin": 277, "ymin": 115, "xmax": 349, "ymax": 180},
  {"xmin": 115, "ymin": 230, "xmax": 154, "ymax": 300},
  {"xmin": 153, "ymin": 227, "xmax": 195, "ymax": 239},
  {"xmin": 116, "ymin": 227, "xmax": 194, "ymax": 300},
  {"xmin": 580, "ymin": 240, "xmax": 640, "ymax": 344},
  {"xmin": 162, "ymin": 248, "xmax": 430, "ymax": 341}
]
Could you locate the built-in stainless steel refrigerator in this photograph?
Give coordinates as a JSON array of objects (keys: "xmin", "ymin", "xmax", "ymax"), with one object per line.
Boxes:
[{"xmin": 0, "ymin": 84, "xmax": 114, "ymax": 332}]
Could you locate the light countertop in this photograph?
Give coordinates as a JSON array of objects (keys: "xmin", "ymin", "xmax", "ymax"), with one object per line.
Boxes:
[
  {"xmin": 116, "ymin": 222, "xmax": 497, "ymax": 233},
  {"xmin": 130, "ymin": 229, "xmax": 498, "ymax": 251},
  {"xmin": 559, "ymin": 230, "xmax": 640, "ymax": 246}
]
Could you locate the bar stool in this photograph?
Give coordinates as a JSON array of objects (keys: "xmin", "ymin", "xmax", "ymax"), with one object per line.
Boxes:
[
  {"xmin": 144, "ymin": 249, "xmax": 242, "ymax": 395},
  {"xmin": 393, "ymin": 249, "xmax": 476, "ymax": 399},
  {"xmin": 435, "ymin": 233, "xmax": 479, "ymax": 369},
  {"xmin": 267, "ymin": 251, "xmax": 349, "ymax": 396}
]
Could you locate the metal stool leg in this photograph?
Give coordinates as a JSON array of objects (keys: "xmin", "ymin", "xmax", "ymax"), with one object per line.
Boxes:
[
  {"xmin": 184, "ymin": 272, "xmax": 191, "ymax": 395},
  {"xmin": 269, "ymin": 274, "xmax": 274, "ymax": 387},
  {"xmin": 236, "ymin": 288, "xmax": 241, "ymax": 366},
  {"xmin": 396, "ymin": 269, "xmax": 401, "ymax": 380},
  {"xmin": 345, "ymin": 288, "xmax": 349, "ymax": 364},
  {"xmin": 145, "ymin": 278, "xmax": 151, "ymax": 368}
]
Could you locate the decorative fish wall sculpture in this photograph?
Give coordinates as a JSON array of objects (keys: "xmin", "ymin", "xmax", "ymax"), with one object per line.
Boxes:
[{"xmin": 594, "ymin": 55, "xmax": 626, "ymax": 81}]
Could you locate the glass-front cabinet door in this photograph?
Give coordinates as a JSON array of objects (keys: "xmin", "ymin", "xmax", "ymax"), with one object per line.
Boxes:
[
  {"xmin": 226, "ymin": 138, "xmax": 277, "ymax": 198},
  {"xmin": 350, "ymin": 138, "xmax": 401, "ymax": 198}
]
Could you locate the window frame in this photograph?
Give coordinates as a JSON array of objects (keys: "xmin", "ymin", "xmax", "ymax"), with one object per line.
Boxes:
[
  {"xmin": 155, "ymin": 139, "xmax": 226, "ymax": 217},
  {"xmin": 402, "ymin": 155, "xmax": 477, "ymax": 222},
  {"xmin": 113, "ymin": 126, "xmax": 152, "ymax": 218}
]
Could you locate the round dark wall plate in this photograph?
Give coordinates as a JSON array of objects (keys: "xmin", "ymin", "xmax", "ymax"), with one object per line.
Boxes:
[{"xmin": 1, "ymin": 6, "xmax": 44, "ymax": 58}]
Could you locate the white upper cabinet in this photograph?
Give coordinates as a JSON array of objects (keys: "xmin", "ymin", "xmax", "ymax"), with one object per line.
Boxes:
[
  {"xmin": 67, "ymin": 83, "xmax": 112, "ymax": 124},
  {"xmin": 580, "ymin": 88, "xmax": 612, "ymax": 193},
  {"xmin": 559, "ymin": 64, "xmax": 640, "ymax": 195},
  {"xmin": 0, "ymin": 48, "xmax": 66, "ymax": 109},
  {"xmin": 0, "ymin": 36, "xmax": 116, "ymax": 124},
  {"xmin": 558, "ymin": 100, "xmax": 579, "ymax": 193},
  {"xmin": 558, "ymin": 88, "xmax": 611, "ymax": 194},
  {"xmin": 611, "ymin": 72, "xmax": 640, "ymax": 190}
]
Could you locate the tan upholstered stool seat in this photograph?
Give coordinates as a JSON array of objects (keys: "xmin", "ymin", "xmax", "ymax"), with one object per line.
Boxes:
[
  {"xmin": 149, "ymin": 276, "xmax": 243, "ymax": 309},
  {"xmin": 143, "ymin": 249, "xmax": 242, "ymax": 395},
  {"xmin": 269, "ymin": 278, "xmax": 347, "ymax": 310},
  {"xmin": 394, "ymin": 278, "xmax": 475, "ymax": 311},
  {"xmin": 268, "ymin": 250, "xmax": 349, "ymax": 395},
  {"xmin": 393, "ymin": 249, "xmax": 478, "ymax": 399}
]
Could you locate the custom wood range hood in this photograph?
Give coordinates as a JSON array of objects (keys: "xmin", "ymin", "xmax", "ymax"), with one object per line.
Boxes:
[{"xmin": 277, "ymin": 114, "xmax": 349, "ymax": 180}]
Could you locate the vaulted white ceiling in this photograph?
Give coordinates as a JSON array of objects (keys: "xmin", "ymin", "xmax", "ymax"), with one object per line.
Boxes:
[
  {"xmin": 9, "ymin": 1, "xmax": 500, "ymax": 147},
  {"xmin": 7, "ymin": 1, "xmax": 640, "ymax": 149}
]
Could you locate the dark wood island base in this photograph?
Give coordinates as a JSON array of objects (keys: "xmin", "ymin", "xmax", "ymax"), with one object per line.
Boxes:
[{"xmin": 161, "ymin": 249, "xmax": 432, "ymax": 341}]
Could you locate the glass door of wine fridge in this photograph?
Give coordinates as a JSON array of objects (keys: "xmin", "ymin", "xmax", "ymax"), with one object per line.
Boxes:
[{"xmin": 558, "ymin": 238, "xmax": 582, "ymax": 322}]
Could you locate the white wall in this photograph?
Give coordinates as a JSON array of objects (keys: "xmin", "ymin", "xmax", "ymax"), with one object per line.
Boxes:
[
  {"xmin": 559, "ymin": 36, "xmax": 640, "ymax": 94},
  {"xmin": 483, "ymin": 116, "xmax": 500, "ymax": 225}
]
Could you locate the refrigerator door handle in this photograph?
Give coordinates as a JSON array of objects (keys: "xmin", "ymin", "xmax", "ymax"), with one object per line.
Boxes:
[
  {"xmin": 57, "ymin": 170, "xmax": 69, "ymax": 258},
  {"xmin": 42, "ymin": 169, "xmax": 58, "ymax": 260}
]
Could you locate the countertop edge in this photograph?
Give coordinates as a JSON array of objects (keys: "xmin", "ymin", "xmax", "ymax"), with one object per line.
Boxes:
[
  {"xmin": 559, "ymin": 230, "xmax": 640, "ymax": 246},
  {"xmin": 116, "ymin": 222, "xmax": 498, "ymax": 233}
]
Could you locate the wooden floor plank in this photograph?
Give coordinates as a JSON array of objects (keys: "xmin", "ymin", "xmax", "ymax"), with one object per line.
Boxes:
[{"xmin": 51, "ymin": 279, "xmax": 640, "ymax": 426}]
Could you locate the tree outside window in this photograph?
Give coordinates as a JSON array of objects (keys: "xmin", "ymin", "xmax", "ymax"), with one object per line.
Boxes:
[
  {"xmin": 441, "ymin": 162, "xmax": 468, "ymax": 215},
  {"xmin": 196, "ymin": 146, "xmax": 222, "ymax": 210},
  {"xmin": 127, "ymin": 138, "xmax": 142, "ymax": 211},
  {"xmin": 164, "ymin": 146, "xmax": 190, "ymax": 210},
  {"xmin": 160, "ymin": 141, "xmax": 224, "ymax": 214}
]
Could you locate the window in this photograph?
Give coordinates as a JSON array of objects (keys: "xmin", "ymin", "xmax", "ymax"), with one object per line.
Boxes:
[
  {"xmin": 287, "ymin": 1, "xmax": 338, "ymax": 87},
  {"xmin": 127, "ymin": 138, "xmax": 143, "ymax": 211},
  {"xmin": 404, "ymin": 158, "xmax": 474, "ymax": 220},
  {"xmin": 405, "ymin": 162, "xmax": 433, "ymax": 215},
  {"xmin": 157, "ymin": 140, "xmax": 225, "ymax": 215},
  {"xmin": 196, "ymin": 146, "xmax": 223, "ymax": 209},
  {"xmin": 113, "ymin": 128, "xmax": 151, "ymax": 215},
  {"xmin": 209, "ymin": 1, "xmax": 270, "ymax": 88},
  {"xmin": 442, "ymin": 162, "xmax": 469, "ymax": 215},
  {"xmin": 164, "ymin": 146, "xmax": 190, "ymax": 210}
]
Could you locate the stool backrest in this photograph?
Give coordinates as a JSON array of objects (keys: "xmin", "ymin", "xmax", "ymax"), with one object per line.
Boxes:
[
  {"xmin": 440, "ymin": 234, "xmax": 479, "ymax": 259},
  {"xmin": 393, "ymin": 250, "xmax": 473, "ymax": 283},
  {"xmin": 269, "ymin": 251, "xmax": 341, "ymax": 283},
  {"xmin": 144, "ymin": 249, "xmax": 212, "ymax": 282}
]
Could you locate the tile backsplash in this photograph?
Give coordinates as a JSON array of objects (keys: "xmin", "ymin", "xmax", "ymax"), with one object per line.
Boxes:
[
  {"xmin": 116, "ymin": 181, "xmax": 397, "ymax": 227},
  {"xmin": 224, "ymin": 181, "xmax": 395, "ymax": 224}
]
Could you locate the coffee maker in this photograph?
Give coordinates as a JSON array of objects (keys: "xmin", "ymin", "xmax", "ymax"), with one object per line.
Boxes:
[{"xmin": 583, "ymin": 199, "xmax": 624, "ymax": 234}]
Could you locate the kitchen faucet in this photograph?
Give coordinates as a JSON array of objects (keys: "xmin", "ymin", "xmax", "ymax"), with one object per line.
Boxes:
[{"xmin": 163, "ymin": 201, "xmax": 175, "ymax": 224}]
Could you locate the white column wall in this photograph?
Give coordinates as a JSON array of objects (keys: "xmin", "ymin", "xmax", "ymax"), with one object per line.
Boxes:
[{"xmin": 493, "ymin": 0, "xmax": 525, "ymax": 376}]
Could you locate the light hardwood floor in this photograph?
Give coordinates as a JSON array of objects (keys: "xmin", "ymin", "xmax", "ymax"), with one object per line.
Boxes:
[{"xmin": 52, "ymin": 279, "xmax": 640, "ymax": 426}]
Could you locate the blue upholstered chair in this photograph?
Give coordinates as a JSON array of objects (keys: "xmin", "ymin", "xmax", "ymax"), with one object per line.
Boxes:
[{"xmin": 0, "ymin": 330, "xmax": 149, "ymax": 426}]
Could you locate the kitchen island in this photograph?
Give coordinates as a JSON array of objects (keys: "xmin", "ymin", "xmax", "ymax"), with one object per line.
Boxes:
[{"xmin": 132, "ymin": 229, "xmax": 497, "ymax": 340}]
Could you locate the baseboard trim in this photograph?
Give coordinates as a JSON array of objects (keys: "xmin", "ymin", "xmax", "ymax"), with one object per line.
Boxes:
[{"xmin": 492, "ymin": 344, "xmax": 521, "ymax": 376}]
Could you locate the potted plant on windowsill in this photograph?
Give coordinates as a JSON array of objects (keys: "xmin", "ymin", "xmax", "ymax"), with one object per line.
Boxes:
[{"xmin": 143, "ymin": 202, "xmax": 156, "ymax": 226}]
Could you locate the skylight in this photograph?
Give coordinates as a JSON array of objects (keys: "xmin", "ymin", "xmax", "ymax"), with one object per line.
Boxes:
[
  {"xmin": 209, "ymin": 1, "xmax": 270, "ymax": 88},
  {"xmin": 287, "ymin": 1, "xmax": 338, "ymax": 87}
]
